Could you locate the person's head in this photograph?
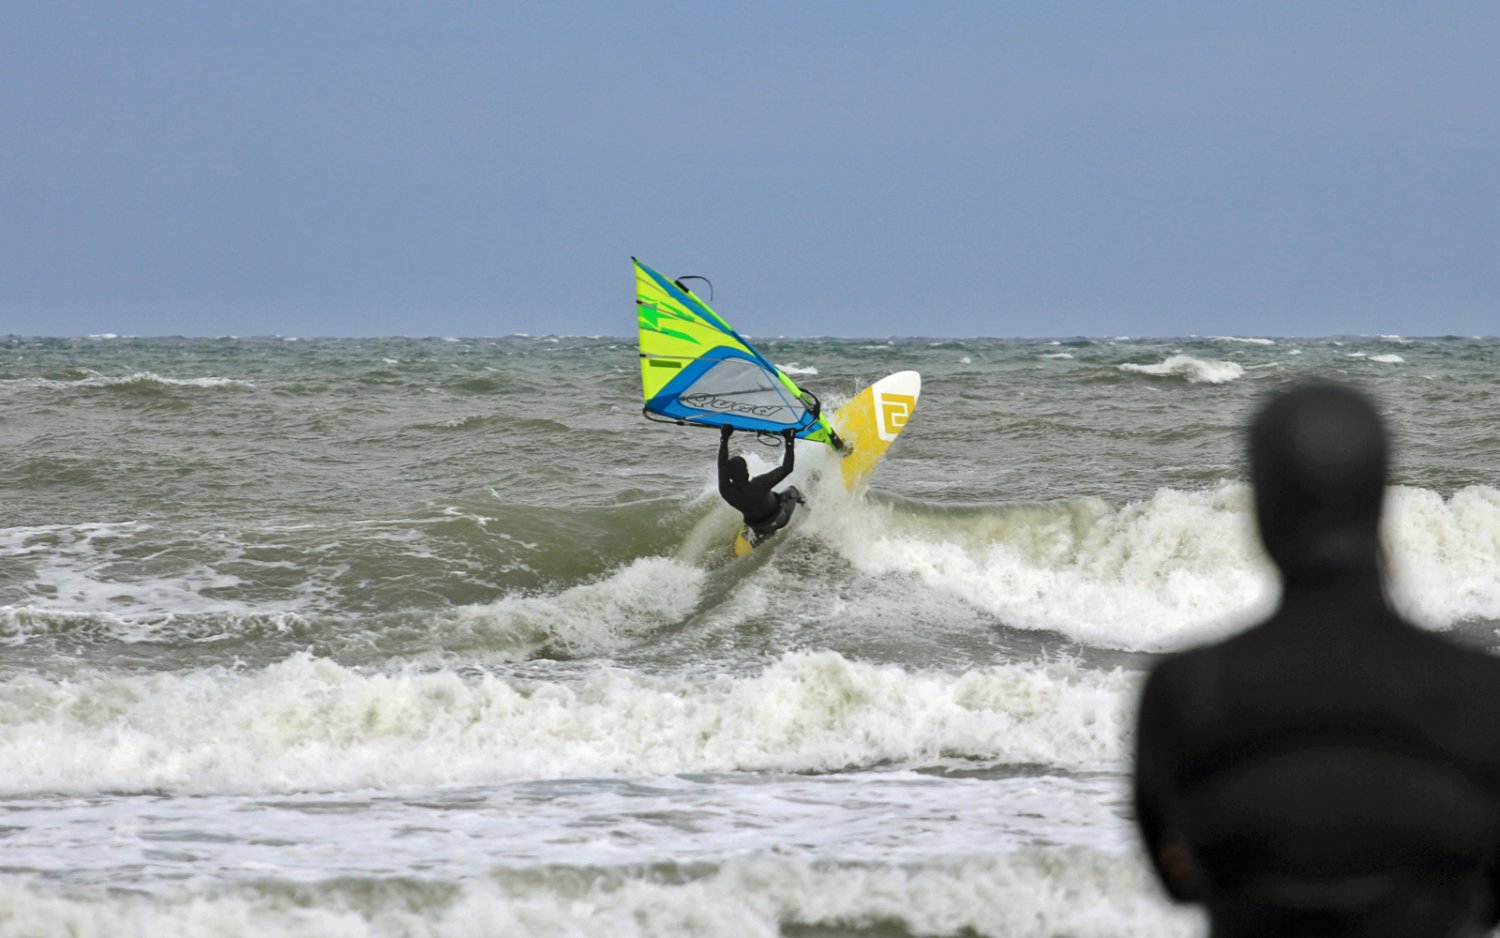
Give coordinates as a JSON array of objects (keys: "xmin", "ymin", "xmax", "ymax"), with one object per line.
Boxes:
[
  {"xmin": 725, "ymin": 455, "xmax": 749, "ymax": 485},
  {"xmin": 1249, "ymin": 381, "xmax": 1388, "ymax": 576}
]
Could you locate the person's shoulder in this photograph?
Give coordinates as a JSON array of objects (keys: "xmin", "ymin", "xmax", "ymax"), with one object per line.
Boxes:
[
  {"xmin": 1412, "ymin": 623, "xmax": 1500, "ymax": 677},
  {"xmin": 1148, "ymin": 622, "xmax": 1253, "ymax": 673},
  {"xmin": 1141, "ymin": 641, "xmax": 1226, "ymax": 707}
]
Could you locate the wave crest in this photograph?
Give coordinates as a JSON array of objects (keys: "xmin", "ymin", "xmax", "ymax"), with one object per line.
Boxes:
[
  {"xmin": 0, "ymin": 650, "xmax": 1133, "ymax": 793},
  {"xmin": 1118, "ymin": 355, "xmax": 1244, "ymax": 384}
]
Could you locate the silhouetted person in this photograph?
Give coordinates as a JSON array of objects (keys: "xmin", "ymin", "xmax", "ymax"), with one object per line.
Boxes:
[
  {"xmin": 719, "ymin": 426, "xmax": 804, "ymax": 547},
  {"xmin": 1134, "ymin": 381, "xmax": 1500, "ymax": 938}
]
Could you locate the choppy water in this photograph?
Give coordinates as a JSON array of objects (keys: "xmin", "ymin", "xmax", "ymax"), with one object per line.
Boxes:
[{"xmin": 2, "ymin": 333, "xmax": 1498, "ymax": 936}]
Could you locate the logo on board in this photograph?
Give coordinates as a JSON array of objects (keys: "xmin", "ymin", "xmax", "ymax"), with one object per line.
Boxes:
[{"xmin": 876, "ymin": 393, "xmax": 915, "ymax": 441}]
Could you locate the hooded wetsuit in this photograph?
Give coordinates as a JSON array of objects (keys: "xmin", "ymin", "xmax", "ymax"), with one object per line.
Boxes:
[
  {"xmin": 719, "ymin": 431, "xmax": 796, "ymax": 534},
  {"xmin": 1133, "ymin": 382, "xmax": 1500, "ymax": 938}
]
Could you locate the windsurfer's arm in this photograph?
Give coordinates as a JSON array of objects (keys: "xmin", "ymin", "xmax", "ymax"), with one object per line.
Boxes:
[
  {"xmin": 760, "ymin": 430, "xmax": 795, "ymax": 488},
  {"xmin": 718, "ymin": 426, "xmax": 733, "ymax": 494}
]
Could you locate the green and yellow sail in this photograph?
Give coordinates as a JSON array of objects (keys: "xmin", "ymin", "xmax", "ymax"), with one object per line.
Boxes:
[{"xmin": 635, "ymin": 258, "xmax": 837, "ymax": 446}]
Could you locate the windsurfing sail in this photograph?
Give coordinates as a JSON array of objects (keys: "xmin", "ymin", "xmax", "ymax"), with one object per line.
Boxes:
[{"xmin": 635, "ymin": 258, "xmax": 839, "ymax": 448}]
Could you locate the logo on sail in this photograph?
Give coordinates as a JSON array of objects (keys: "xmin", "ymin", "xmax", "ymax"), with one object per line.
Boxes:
[{"xmin": 682, "ymin": 393, "xmax": 788, "ymax": 420}]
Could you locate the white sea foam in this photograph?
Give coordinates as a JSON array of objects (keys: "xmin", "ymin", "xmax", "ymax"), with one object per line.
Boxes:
[
  {"xmin": 439, "ymin": 556, "xmax": 706, "ymax": 658},
  {"xmin": 829, "ymin": 484, "xmax": 1270, "ymax": 651},
  {"xmin": 821, "ymin": 483, "xmax": 1500, "ymax": 651},
  {"xmin": 0, "ymin": 849, "xmax": 1197, "ymax": 938},
  {"xmin": 0, "ymin": 773, "xmax": 1134, "ymax": 883},
  {"xmin": 1370, "ymin": 353, "xmax": 1405, "ymax": 364},
  {"xmin": 1385, "ymin": 485, "xmax": 1500, "ymax": 626},
  {"xmin": 1118, "ymin": 355, "xmax": 1244, "ymax": 384},
  {"xmin": 0, "ymin": 522, "xmax": 308, "ymax": 639},
  {"xmin": 1040, "ymin": 352, "xmax": 1074, "ymax": 360},
  {"xmin": 0, "ymin": 650, "xmax": 1135, "ymax": 794},
  {"xmin": 775, "ymin": 362, "xmax": 819, "ymax": 376},
  {"xmin": 1210, "ymin": 336, "xmax": 1275, "ymax": 345},
  {"xmin": 8, "ymin": 371, "xmax": 253, "ymax": 391}
]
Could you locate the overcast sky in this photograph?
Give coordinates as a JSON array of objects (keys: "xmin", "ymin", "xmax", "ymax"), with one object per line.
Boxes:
[{"xmin": 3, "ymin": 2, "xmax": 1497, "ymax": 338}]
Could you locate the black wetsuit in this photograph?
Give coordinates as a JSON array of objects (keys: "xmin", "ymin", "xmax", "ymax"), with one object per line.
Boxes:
[
  {"xmin": 718, "ymin": 430, "xmax": 799, "ymax": 542},
  {"xmin": 1133, "ymin": 382, "xmax": 1500, "ymax": 938}
]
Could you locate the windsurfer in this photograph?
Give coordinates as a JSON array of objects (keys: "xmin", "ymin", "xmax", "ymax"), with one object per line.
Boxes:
[{"xmin": 718, "ymin": 426, "xmax": 804, "ymax": 546}]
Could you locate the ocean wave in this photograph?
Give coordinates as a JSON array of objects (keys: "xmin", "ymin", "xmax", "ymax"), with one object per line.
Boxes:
[
  {"xmin": 0, "ymin": 650, "xmax": 1134, "ymax": 794},
  {"xmin": 1209, "ymin": 336, "xmax": 1275, "ymax": 345},
  {"xmin": 433, "ymin": 556, "xmax": 707, "ymax": 658},
  {"xmin": 410, "ymin": 413, "xmax": 568, "ymax": 434},
  {"xmin": 1117, "ymin": 355, "xmax": 1244, "ymax": 384},
  {"xmin": 2, "ymin": 371, "xmax": 254, "ymax": 392},
  {"xmin": 817, "ymin": 483, "xmax": 1500, "ymax": 651},
  {"xmin": 11, "ymin": 482, "xmax": 1495, "ymax": 663},
  {"xmin": 775, "ymin": 362, "xmax": 819, "ymax": 376},
  {"xmin": 100, "ymin": 372, "xmax": 252, "ymax": 390},
  {"xmin": 0, "ymin": 520, "xmax": 314, "ymax": 639},
  {"xmin": 411, "ymin": 413, "xmax": 505, "ymax": 432},
  {"xmin": 0, "ymin": 501, "xmax": 695, "ymax": 652},
  {"xmin": 824, "ymin": 484, "xmax": 1270, "ymax": 651},
  {"xmin": 1384, "ymin": 485, "xmax": 1500, "ymax": 626},
  {"xmin": 1346, "ymin": 351, "xmax": 1406, "ymax": 364},
  {"xmin": 0, "ymin": 850, "xmax": 1196, "ymax": 937},
  {"xmin": 446, "ymin": 376, "xmax": 508, "ymax": 393},
  {"xmin": 0, "ymin": 606, "xmax": 313, "ymax": 648}
]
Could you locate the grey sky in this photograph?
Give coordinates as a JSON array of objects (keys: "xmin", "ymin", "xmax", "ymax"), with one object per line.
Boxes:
[{"xmin": 4, "ymin": 2, "xmax": 1497, "ymax": 338}]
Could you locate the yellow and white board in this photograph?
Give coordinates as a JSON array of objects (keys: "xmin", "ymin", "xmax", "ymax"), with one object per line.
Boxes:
[
  {"xmin": 830, "ymin": 370, "xmax": 921, "ymax": 493},
  {"xmin": 733, "ymin": 370, "xmax": 921, "ymax": 555}
]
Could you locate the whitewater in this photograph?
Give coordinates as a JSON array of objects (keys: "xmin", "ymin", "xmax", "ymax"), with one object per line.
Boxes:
[{"xmin": 2, "ymin": 334, "xmax": 1497, "ymax": 936}]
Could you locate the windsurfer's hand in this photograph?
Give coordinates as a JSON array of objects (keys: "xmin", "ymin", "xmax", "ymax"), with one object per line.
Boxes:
[
  {"xmin": 782, "ymin": 429, "xmax": 795, "ymax": 442},
  {"xmin": 721, "ymin": 425, "xmax": 734, "ymax": 439}
]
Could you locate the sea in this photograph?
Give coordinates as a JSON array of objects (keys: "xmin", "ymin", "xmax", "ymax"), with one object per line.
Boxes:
[{"xmin": 2, "ymin": 333, "xmax": 1498, "ymax": 937}]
